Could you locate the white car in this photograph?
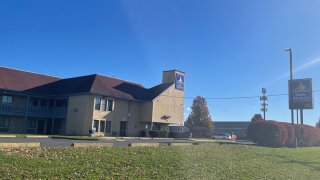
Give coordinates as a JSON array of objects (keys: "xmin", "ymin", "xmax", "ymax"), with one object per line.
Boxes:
[{"xmin": 211, "ymin": 133, "xmax": 232, "ymax": 140}]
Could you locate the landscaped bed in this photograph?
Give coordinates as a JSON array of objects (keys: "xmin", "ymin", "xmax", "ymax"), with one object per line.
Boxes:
[{"xmin": 0, "ymin": 144, "xmax": 320, "ymax": 179}]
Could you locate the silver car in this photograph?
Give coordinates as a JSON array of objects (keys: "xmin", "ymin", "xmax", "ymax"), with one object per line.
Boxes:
[{"xmin": 211, "ymin": 133, "xmax": 232, "ymax": 140}]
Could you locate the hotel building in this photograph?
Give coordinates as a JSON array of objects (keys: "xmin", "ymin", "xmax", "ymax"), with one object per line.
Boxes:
[{"xmin": 0, "ymin": 67, "xmax": 184, "ymax": 136}]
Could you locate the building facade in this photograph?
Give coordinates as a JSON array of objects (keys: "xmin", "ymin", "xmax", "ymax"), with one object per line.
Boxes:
[
  {"xmin": 213, "ymin": 121, "xmax": 250, "ymax": 138},
  {"xmin": 0, "ymin": 67, "xmax": 185, "ymax": 136}
]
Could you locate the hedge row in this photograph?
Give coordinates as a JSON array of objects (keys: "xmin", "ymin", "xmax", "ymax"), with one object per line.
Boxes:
[
  {"xmin": 168, "ymin": 132, "xmax": 191, "ymax": 138},
  {"xmin": 149, "ymin": 130, "xmax": 168, "ymax": 138},
  {"xmin": 148, "ymin": 131, "xmax": 191, "ymax": 138},
  {"xmin": 247, "ymin": 120, "xmax": 320, "ymax": 147}
]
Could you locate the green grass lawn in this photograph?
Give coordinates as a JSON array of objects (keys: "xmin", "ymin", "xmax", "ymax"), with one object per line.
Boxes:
[{"xmin": 0, "ymin": 144, "xmax": 320, "ymax": 179}]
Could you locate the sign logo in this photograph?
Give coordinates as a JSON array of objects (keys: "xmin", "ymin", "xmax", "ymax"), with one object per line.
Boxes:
[
  {"xmin": 175, "ymin": 74, "xmax": 184, "ymax": 90},
  {"xmin": 289, "ymin": 78, "xmax": 313, "ymax": 109}
]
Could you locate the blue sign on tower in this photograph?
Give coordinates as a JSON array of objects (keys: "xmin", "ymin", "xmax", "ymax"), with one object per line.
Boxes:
[{"xmin": 175, "ymin": 74, "xmax": 184, "ymax": 90}]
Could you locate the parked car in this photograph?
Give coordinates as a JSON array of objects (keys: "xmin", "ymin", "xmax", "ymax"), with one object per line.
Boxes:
[
  {"xmin": 231, "ymin": 134, "xmax": 237, "ymax": 141},
  {"xmin": 211, "ymin": 133, "xmax": 232, "ymax": 140}
]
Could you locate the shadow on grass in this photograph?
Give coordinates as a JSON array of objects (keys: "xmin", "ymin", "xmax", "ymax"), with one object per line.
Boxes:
[{"xmin": 261, "ymin": 154, "xmax": 320, "ymax": 172}]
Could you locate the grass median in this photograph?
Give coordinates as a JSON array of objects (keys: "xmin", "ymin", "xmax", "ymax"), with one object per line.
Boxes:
[{"xmin": 0, "ymin": 144, "xmax": 320, "ymax": 179}]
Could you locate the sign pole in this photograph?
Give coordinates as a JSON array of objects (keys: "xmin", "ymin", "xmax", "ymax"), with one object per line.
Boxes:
[
  {"xmin": 300, "ymin": 109, "xmax": 303, "ymax": 124},
  {"xmin": 289, "ymin": 49, "xmax": 294, "ymax": 125}
]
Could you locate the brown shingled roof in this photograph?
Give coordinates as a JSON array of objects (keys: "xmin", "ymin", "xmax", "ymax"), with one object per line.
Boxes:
[
  {"xmin": 0, "ymin": 67, "xmax": 61, "ymax": 91},
  {"xmin": 0, "ymin": 67, "xmax": 174, "ymax": 101}
]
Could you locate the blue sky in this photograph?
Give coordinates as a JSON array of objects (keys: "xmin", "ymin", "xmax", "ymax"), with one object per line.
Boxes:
[{"xmin": 1, "ymin": 0, "xmax": 320, "ymax": 125}]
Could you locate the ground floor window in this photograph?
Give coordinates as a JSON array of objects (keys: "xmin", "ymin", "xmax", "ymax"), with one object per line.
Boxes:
[
  {"xmin": 106, "ymin": 121, "xmax": 112, "ymax": 133},
  {"xmin": 52, "ymin": 118, "xmax": 65, "ymax": 135},
  {"xmin": 119, "ymin": 121, "xmax": 127, "ymax": 136},
  {"xmin": 27, "ymin": 119, "xmax": 37, "ymax": 129},
  {"xmin": 0, "ymin": 117, "xmax": 10, "ymax": 132},
  {"xmin": 100, "ymin": 120, "xmax": 105, "ymax": 132},
  {"xmin": 152, "ymin": 123, "xmax": 161, "ymax": 130},
  {"xmin": 93, "ymin": 120, "xmax": 99, "ymax": 132}
]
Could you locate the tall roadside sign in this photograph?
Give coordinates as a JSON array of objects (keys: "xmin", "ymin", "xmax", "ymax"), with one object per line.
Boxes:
[
  {"xmin": 289, "ymin": 78, "xmax": 313, "ymax": 124},
  {"xmin": 289, "ymin": 78, "xmax": 313, "ymax": 109}
]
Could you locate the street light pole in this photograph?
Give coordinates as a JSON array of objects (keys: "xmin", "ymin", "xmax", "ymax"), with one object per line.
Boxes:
[
  {"xmin": 285, "ymin": 48, "xmax": 294, "ymax": 125},
  {"xmin": 285, "ymin": 48, "xmax": 298, "ymax": 148}
]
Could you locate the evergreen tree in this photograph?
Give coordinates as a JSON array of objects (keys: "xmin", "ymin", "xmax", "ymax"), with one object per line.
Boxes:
[
  {"xmin": 185, "ymin": 96, "xmax": 214, "ymax": 137},
  {"xmin": 251, "ymin": 114, "xmax": 263, "ymax": 122},
  {"xmin": 316, "ymin": 117, "xmax": 320, "ymax": 128}
]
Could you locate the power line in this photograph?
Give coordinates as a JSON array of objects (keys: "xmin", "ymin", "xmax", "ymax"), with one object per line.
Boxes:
[{"xmin": 160, "ymin": 89, "xmax": 320, "ymax": 100}]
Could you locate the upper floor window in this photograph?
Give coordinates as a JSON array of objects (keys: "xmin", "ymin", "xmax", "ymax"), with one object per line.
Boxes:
[
  {"xmin": 40, "ymin": 100, "xmax": 47, "ymax": 107},
  {"xmin": 95, "ymin": 98, "xmax": 101, "ymax": 110},
  {"xmin": 32, "ymin": 99, "xmax": 39, "ymax": 106},
  {"xmin": 107, "ymin": 99, "xmax": 114, "ymax": 111},
  {"xmin": 56, "ymin": 99, "xmax": 67, "ymax": 107},
  {"xmin": 101, "ymin": 98, "xmax": 106, "ymax": 111},
  {"xmin": 2, "ymin": 96, "xmax": 12, "ymax": 104}
]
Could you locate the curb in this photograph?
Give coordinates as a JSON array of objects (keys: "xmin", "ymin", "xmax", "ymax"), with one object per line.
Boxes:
[
  {"xmin": 99, "ymin": 137, "xmax": 117, "ymax": 140},
  {"xmin": 129, "ymin": 143, "xmax": 159, "ymax": 147},
  {"xmin": 169, "ymin": 143, "xmax": 194, "ymax": 146},
  {"xmin": 0, "ymin": 142, "xmax": 40, "ymax": 148},
  {"xmin": 26, "ymin": 135, "xmax": 48, "ymax": 138},
  {"xmin": 0, "ymin": 135, "xmax": 16, "ymax": 138},
  {"xmin": 71, "ymin": 143, "xmax": 113, "ymax": 147},
  {"xmin": 139, "ymin": 137, "xmax": 152, "ymax": 140},
  {"xmin": 152, "ymin": 138, "xmax": 174, "ymax": 140}
]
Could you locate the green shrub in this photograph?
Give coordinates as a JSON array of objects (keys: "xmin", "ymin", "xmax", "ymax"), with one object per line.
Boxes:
[
  {"xmin": 190, "ymin": 127, "xmax": 211, "ymax": 138},
  {"xmin": 140, "ymin": 130, "xmax": 146, "ymax": 137},
  {"xmin": 148, "ymin": 130, "xmax": 168, "ymax": 138},
  {"xmin": 168, "ymin": 132, "xmax": 191, "ymax": 138}
]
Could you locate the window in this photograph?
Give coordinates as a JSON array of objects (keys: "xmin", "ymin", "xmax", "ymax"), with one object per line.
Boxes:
[
  {"xmin": 56, "ymin": 99, "xmax": 67, "ymax": 107},
  {"xmin": 40, "ymin": 100, "xmax": 47, "ymax": 107},
  {"xmin": 100, "ymin": 120, "xmax": 105, "ymax": 132},
  {"xmin": 2, "ymin": 96, "xmax": 12, "ymax": 104},
  {"xmin": 27, "ymin": 119, "xmax": 37, "ymax": 129},
  {"xmin": 49, "ymin": 100, "xmax": 54, "ymax": 107},
  {"xmin": 107, "ymin": 99, "xmax": 114, "ymax": 111},
  {"xmin": 53, "ymin": 119, "xmax": 62, "ymax": 130},
  {"xmin": 32, "ymin": 99, "xmax": 39, "ymax": 106},
  {"xmin": 0, "ymin": 117, "xmax": 10, "ymax": 128},
  {"xmin": 106, "ymin": 121, "xmax": 112, "ymax": 133},
  {"xmin": 95, "ymin": 98, "xmax": 101, "ymax": 110},
  {"xmin": 101, "ymin": 98, "xmax": 106, "ymax": 111},
  {"xmin": 93, "ymin": 120, "xmax": 99, "ymax": 132}
]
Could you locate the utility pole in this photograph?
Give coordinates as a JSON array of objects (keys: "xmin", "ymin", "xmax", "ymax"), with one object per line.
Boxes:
[
  {"xmin": 285, "ymin": 48, "xmax": 294, "ymax": 125},
  {"xmin": 260, "ymin": 87, "xmax": 268, "ymax": 120},
  {"xmin": 285, "ymin": 48, "xmax": 298, "ymax": 148}
]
